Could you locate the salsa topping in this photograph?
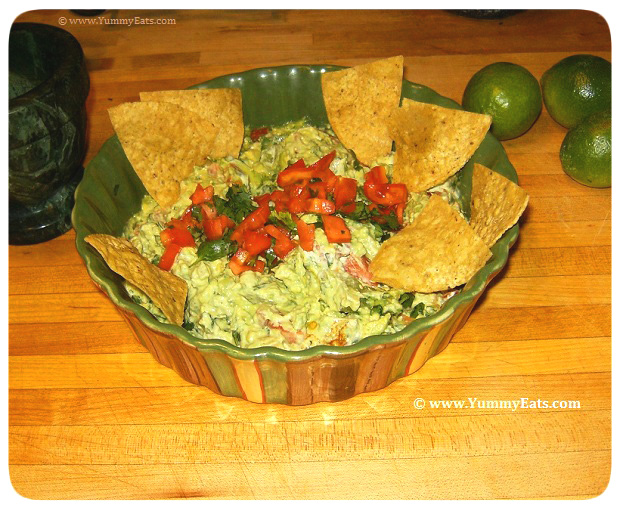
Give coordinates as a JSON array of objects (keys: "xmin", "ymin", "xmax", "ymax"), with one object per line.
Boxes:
[{"xmin": 157, "ymin": 150, "xmax": 410, "ymax": 275}]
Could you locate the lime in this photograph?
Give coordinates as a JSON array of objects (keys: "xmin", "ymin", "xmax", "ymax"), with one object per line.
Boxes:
[
  {"xmin": 541, "ymin": 54, "xmax": 611, "ymax": 129},
  {"xmin": 462, "ymin": 62, "xmax": 542, "ymax": 140},
  {"xmin": 560, "ymin": 110, "xmax": 611, "ymax": 188}
]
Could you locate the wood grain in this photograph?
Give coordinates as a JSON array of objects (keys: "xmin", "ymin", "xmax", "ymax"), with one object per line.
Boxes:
[
  {"xmin": 8, "ymin": 451, "xmax": 610, "ymax": 500},
  {"xmin": 9, "ymin": 410, "xmax": 611, "ymax": 465},
  {"xmin": 9, "ymin": 9, "xmax": 611, "ymax": 499},
  {"xmin": 8, "ymin": 371, "xmax": 610, "ymax": 425}
]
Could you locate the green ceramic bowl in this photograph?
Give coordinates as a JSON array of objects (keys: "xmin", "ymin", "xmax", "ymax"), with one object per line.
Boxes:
[{"xmin": 73, "ymin": 65, "xmax": 518, "ymax": 405}]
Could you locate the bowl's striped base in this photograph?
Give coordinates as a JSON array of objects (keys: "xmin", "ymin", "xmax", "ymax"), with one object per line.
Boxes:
[{"xmin": 118, "ymin": 269, "xmax": 496, "ymax": 405}]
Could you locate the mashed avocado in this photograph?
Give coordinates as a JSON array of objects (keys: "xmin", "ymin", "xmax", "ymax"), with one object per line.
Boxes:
[{"xmin": 123, "ymin": 120, "xmax": 462, "ymax": 350}]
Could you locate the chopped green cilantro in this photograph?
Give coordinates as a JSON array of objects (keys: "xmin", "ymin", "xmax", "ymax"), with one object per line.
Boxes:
[
  {"xmin": 232, "ymin": 330, "xmax": 242, "ymax": 346},
  {"xmin": 411, "ymin": 302, "xmax": 425, "ymax": 318},
  {"xmin": 269, "ymin": 210, "xmax": 297, "ymax": 233},
  {"xmin": 213, "ymin": 184, "xmax": 255, "ymax": 224},
  {"xmin": 193, "ymin": 232, "xmax": 237, "ymax": 265}
]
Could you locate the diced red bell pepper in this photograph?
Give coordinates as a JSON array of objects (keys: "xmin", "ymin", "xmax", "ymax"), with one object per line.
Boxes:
[
  {"xmin": 321, "ymin": 170, "xmax": 339, "ymax": 193},
  {"xmin": 387, "ymin": 183, "xmax": 409, "ymax": 204},
  {"xmin": 229, "ymin": 248, "xmax": 251, "ymax": 275},
  {"xmin": 201, "ymin": 202, "xmax": 218, "ymax": 221},
  {"xmin": 305, "ymin": 198, "xmax": 336, "ymax": 215},
  {"xmin": 289, "ymin": 159, "xmax": 307, "ymax": 169},
  {"xmin": 264, "ymin": 224, "xmax": 289, "ymax": 238},
  {"xmin": 365, "ymin": 166, "xmax": 388, "ymax": 185},
  {"xmin": 190, "ymin": 183, "xmax": 214, "ymax": 205},
  {"xmin": 364, "ymin": 182, "xmax": 408, "ymax": 206},
  {"xmin": 265, "ymin": 224, "xmax": 297, "ymax": 259},
  {"xmin": 268, "ymin": 189, "xmax": 289, "ymax": 213},
  {"xmin": 250, "ymin": 127, "xmax": 270, "ymax": 141},
  {"xmin": 307, "ymin": 151, "xmax": 338, "ymax": 191},
  {"xmin": 334, "ymin": 177, "xmax": 358, "ymax": 209},
  {"xmin": 254, "ymin": 193, "xmax": 271, "ymax": 207},
  {"xmin": 245, "ymin": 203, "xmax": 271, "ymax": 229},
  {"xmin": 168, "ymin": 208, "xmax": 198, "ymax": 230},
  {"xmin": 274, "ymin": 238, "xmax": 297, "ymax": 259},
  {"xmin": 232, "ymin": 247, "xmax": 250, "ymax": 264},
  {"xmin": 269, "ymin": 189, "xmax": 288, "ymax": 203},
  {"xmin": 338, "ymin": 202, "xmax": 357, "ymax": 214},
  {"xmin": 243, "ymin": 229, "xmax": 272, "ymax": 257},
  {"xmin": 231, "ymin": 203, "xmax": 271, "ymax": 242},
  {"xmin": 322, "ymin": 215, "xmax": 351, "ymax": 243},
  {"xmin": 229, "ymin": 258, "xmax": 252, "ymax": 275},
  {"xmin": 287, "ymin": 197, "xmax": 307, "ymax": 214},
  {"xmin": 307, "ymin": 151, "xmax": 336, "ymax": 175},
  {"xmin": 277, "ymin": 163, "xmax": 314, "ymax": 187},
  {"xmin": 158, "ymin": 243, "xmax": 183, "ymax": 271},
  {"xmin": 160, "ymin": 226, "xmax": 195, "ymax": 248},
  {"xmin": 287, "ymin": 184, "xmax": 310, "ymax": 200},
  {"xmin": 308, "ymin": 181, "xmax": 328, "ymax": 199},
  {"xmin": 229, "ymin": 258, "xmax": 265, "ymax": 275},
  {"xmin": 220, "ymin": 215, "xmax": 235, "ymax": 230},
  {"xmin": 363, "ymin": 182, "xmax": 381, "ymax": 204},
  {"xmin": 283, "ymin": 186, "xmax": 312, "ymax": 213},
  {"xmin": 229, "ymin": 247, "xmax": 266, "ymax": 275},
  {"xmin": 293, "ymin": 215, "xmax": 315, "ymax": 251},
  {"xmin": 276, "ymin": 152, "xmax": 337, "ymax": 189},
  {"xmin": 203, "ymin": 214, "xmax": 236, "ymax": 241},
  {"xmin": 274, "ymin": 201, "xmax": 288, "ymax": 213},
  {"xmin": 203, "ymin": 217, "xmax": 224, "ymax": 240}
]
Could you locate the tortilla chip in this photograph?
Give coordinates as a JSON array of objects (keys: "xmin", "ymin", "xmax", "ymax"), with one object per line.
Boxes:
[
  {"xmin": 389, "ymin": 98, "xmax": 491, "ymax": 192},
  {"xmin": 108, "ymin": 101, "xmax": 219, "ymax": 209},
  {"xmin": 470, "ymin": 163, "xmax": 529, "ymax": 246},
  {"xmin": 322, "ymin": 56, "xmax": 403, "ymax": 165},
  {"xmin": 85, "ymin": 234, "xmax": 187, "ymax": 326},
  {"xmin": 369, "ymin": 195, "xmax": 492, "ymax": 292},
  {"xmin": 139, "ymin": 88, "xmax": 244, "ymax": 158}
]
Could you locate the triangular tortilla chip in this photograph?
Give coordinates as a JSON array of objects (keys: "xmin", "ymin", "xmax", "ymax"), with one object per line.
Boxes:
[
  {"xmin": 85, "ymin": 234, "xmax": 187, "ymax": 326},
  {"xmin": 470, "ymin": 163, "xmax": 529, "ymax": 246},
  {"xmin": 322, "ymin": 56, "xmax": 403, "ymax": 165},
  {"xmin": 139, "ymin": 88, "xmax": 244, "ymax": 158},
  {"xmin": 389, "ymin": 98, "xmax": 491, "ymax": 192},
  {"xmin": 369, "ymin": 195, "xmax": 492, "ymax": 292},
  {"xmin": 108, "ymin": 101, "xmax": 219, "ymax": 209}
]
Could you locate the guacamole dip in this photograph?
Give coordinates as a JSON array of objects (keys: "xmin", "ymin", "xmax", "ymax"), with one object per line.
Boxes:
[{"xmin": 123, "ymin": 120, "xmax": 463, "ymax": 350}]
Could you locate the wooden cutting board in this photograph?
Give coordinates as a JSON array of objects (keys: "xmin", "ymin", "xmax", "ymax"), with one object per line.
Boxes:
[{"xmin": 9, "ymin": 9, "xmax": 611, "ymax": 499}]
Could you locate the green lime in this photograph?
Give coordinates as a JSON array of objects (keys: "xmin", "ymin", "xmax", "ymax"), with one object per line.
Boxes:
[
  {"xmin": 541, "ymin": 54, "xmax": 611, "ymax": 129},
  {"xmin": 462, "ymin": 62, "xmax": 542, "ymax": 140},
  {"xmin": 560, "ymin": 110, "xmax": 611, "ymax": 188}
]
